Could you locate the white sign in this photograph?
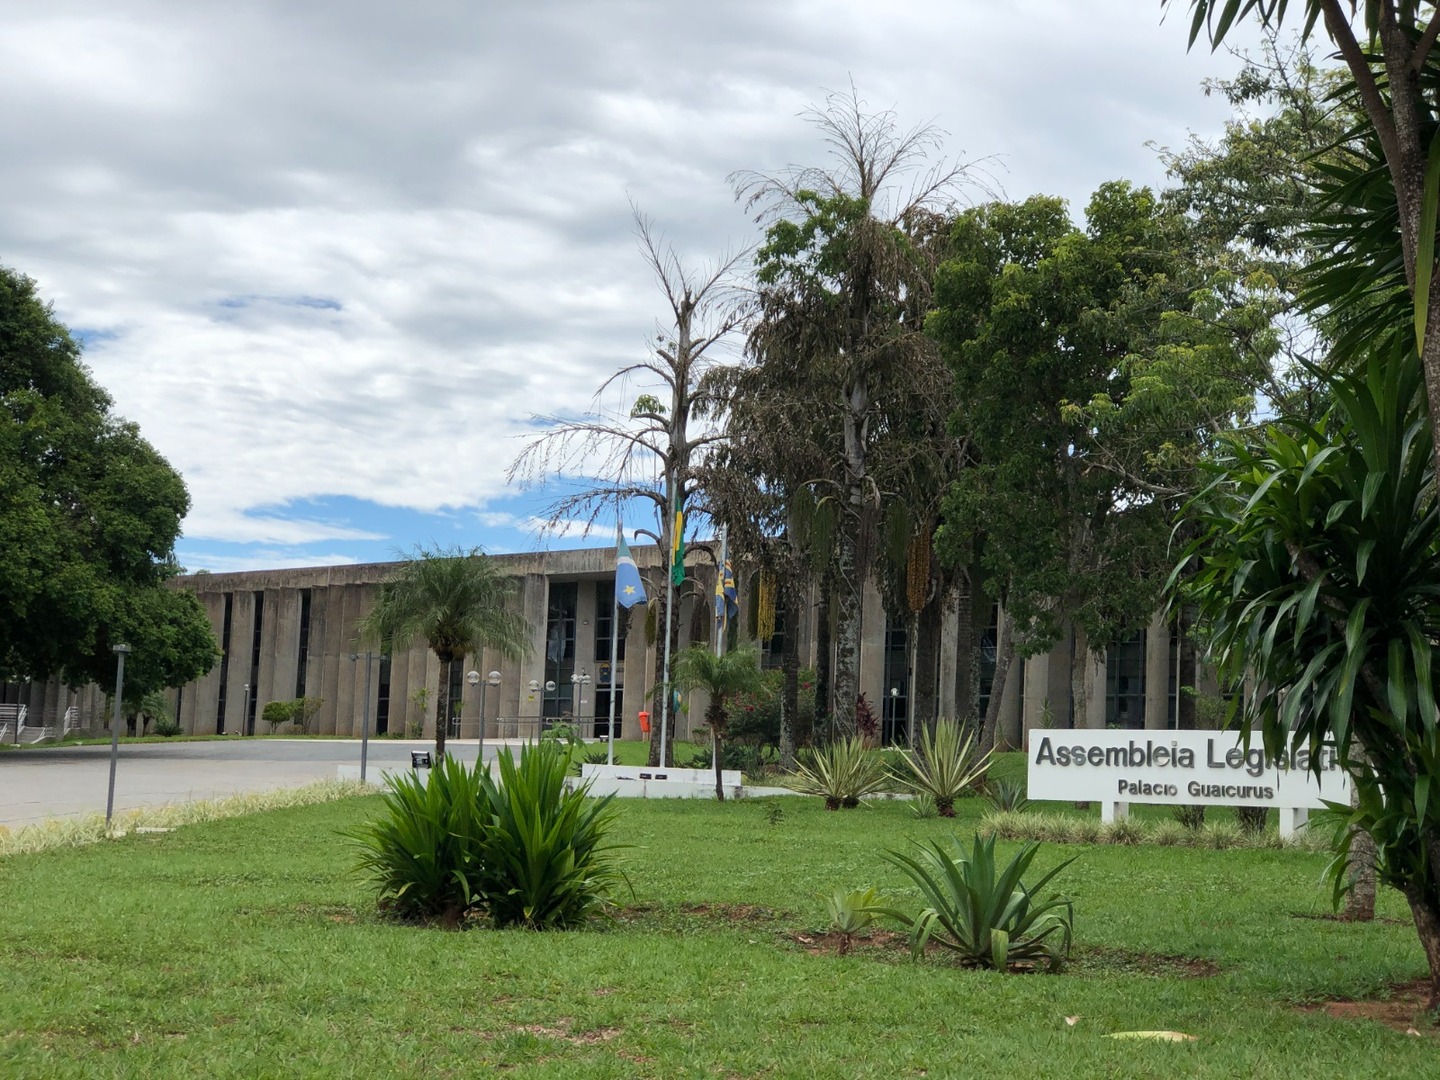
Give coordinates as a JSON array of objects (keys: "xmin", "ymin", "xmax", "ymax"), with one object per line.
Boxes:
[{"xmin": 1027, "ymin": 730, "xmax": 1350, "ymax": 834}]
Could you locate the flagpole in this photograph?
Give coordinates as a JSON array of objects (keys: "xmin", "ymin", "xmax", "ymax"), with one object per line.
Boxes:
[
  {"xmin": 659, "ymin": 571, "xmax": 675, "ymax": 769},
  {"xmin": 714, "ymin": 525, "xmax": 727, "ymax": 660},
  {"xmin": 607, "ymin": 507, "xmax": 622, "ymax": 767}
]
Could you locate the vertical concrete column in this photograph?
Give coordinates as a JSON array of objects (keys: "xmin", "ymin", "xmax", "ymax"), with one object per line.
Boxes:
[
  {"xmin": 403, "ymin": 644, "xmax": 429, "ymax": 737},
  {"xmin": 330, "ymin": 586, "xmax": 361, "ymax": 737},
  {"xmin": 267, "ymin": 588, "xmax": 301, "ymax": 711},
  {"xmin": 190, "ymin": 592, "xmax": 227, "ymax": 734},
  {"xmin": 1144, "ymin": 611, "xmax": 1171, "ymax": 730},
  {"xmin": 1022, "ymin": 650, "xmax": 1050, "ymax": 746},
  {"xmin": 517, "ymin": 573, "xmax": 549, "ymax": 737},
  {"xmin": 225, "ymin": 592, "xmax": 256, "ymax": 736},
  {"xmin": 312, "ymin": 587, "xmax": 342, "ymax": 736}
]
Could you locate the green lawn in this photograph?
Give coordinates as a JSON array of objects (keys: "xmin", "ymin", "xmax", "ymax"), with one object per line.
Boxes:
[{"xmin": 0, "ymin": 793, "xmax": 1432, "ymax": 1078}]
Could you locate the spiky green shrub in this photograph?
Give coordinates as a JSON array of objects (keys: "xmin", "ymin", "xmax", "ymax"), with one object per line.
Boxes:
[
  {"xmin": 1199, "ymin": 821, "xmax": 1244, "ymax": 850},
  {"xmin": 894, "ymin": 720, "xmax": 992, "ymax": 816},
  {"xmin": 793, "ymin": 737, "xmax": 890, "ymax": 810},
  {"xmin": 1151, "ymin": 821, "xmax": 1192, "ymax": 847},
  {"xmin": 1101, "ymin": 817, "xmax": 1146, "ymax": 845},
  {"xmin": 880, "ymin": 834, "xmax": 1075, "ymax": 972},
  {"xmin": 984, "ymin": 778, "xmax": 1030, "ymax": 813},
  {"xmin": 823, "ymin": 886, "xmax": 887, "ymax": 954},
  {"xmin": 350, "ymin": 755, "xmax": 491, "ymax": 926},
  {"xmin": 910, "ymin": 793, "xmax": 939, "ymax": 820},
  {"xmin": 1070, "ymin": 817, "xmax": 1103, "ymax": 844},
  {"xmin": 476, "ymin": 743, "xmax": 624, "ymax": 929}
]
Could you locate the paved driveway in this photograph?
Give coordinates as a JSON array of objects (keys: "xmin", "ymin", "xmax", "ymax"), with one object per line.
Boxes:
[{"xmin": 0, "ymin": 738, "xmax": 496, "ymax": 827}]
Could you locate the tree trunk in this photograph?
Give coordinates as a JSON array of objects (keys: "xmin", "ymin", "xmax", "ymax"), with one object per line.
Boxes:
[
  {"xmin": 815, "ymin": 571, "xmax": 833, "ymax": 738},
  {"xmin": 704, "ymin": 702, "xmax": 729, "ymax": 801},
  {"xmin": 433, "ymin": 651, "xmax": 451, "ymax": 761},
  {"xmin": 780, "ymin": 590, "xmax": 800, "ymax": 769},
  {"xmin": 1070, "ymin": 623, "xmax": 1093, "ymax": 729},
  {"xmin": 832, "ymin": 515, "xmax": 863, "ymax": 739},
  {"xmin": 979, "ymin": 608, "xmax": 1015, "ymax": 750},
  {"xmin": 912, "ymin": 595, "xmax": 940, "ymax": 739},
  {"xmin": 953, "ymin": 575, "xmax": 976, "ymax": 730},
  {"xmin": 1401, "ymin": 881, "xmax": 1440, "ymax": 1014},
  {"xmin": 1345, "ymin": 780, "xmax": 1377, "ymax": 922}
]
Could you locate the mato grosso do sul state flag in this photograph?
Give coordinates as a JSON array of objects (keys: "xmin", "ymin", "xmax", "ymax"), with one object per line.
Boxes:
[{"xmin": 615, "ymin": 536, "xmax": 648, "ymax": 609}]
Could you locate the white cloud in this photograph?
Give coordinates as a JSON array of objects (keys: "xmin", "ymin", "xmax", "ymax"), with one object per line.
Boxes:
[
  {"xmin": 177, "ymin": 551, "xmax": 360, "ymax": 574},
  {"xmin": 0, "ymin": 0, "xmax": 1265, "ymax": 555}
]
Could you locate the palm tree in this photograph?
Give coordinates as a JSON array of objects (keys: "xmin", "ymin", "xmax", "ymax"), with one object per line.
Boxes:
[
  {"xmin": 673, "ymin": 643, "xmax": 765, "ymax": 801},
  {"xmin": 359, "ymin": 546, "xmax": 529, "ymax": 761}
]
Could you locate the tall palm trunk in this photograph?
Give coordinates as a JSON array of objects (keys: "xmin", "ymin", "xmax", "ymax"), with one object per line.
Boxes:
[
  {"xmin": 433, "ymin": 650, "xmax": 454, "ymax": 760},
  {"xmin": 815, "ymin": 572, "xmax": 832, "ymax": 737},
  {"xmin": 780, "ymin": 581, "xmax": 800, "ymax": 769},
  {"xmin": 708, "ymin": 701, "xmax": 727, "ymax": 802}
]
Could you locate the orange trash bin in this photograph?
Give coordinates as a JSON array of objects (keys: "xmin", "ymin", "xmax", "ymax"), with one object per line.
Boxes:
[{"xmin": 638, "ymin": 710, "xmax": 651, "ymax": 734}]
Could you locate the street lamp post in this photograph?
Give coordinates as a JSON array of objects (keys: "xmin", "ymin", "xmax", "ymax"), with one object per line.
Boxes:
[
  {"xmin": 242, "ymin": 683, "xmax": 250, "ymax": 736},
  {"xmin": 106, "ymin": 643, "xmax": 131, "ymax": 827},
  {"xmin": 350, "ymin": 652, "xmax": 376, "ymax": 783},
  {"xmin": 570, "ymin": 671, "xmax": 591, "ymax": 736},
  {"xmin": 467, "ymin": 669, "xmax": 503, "ymax": 765}
]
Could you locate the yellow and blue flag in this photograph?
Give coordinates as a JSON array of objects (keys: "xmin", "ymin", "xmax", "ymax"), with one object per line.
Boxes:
[{"xmin": 616, "ymin": 536, "xmax": 647, "ymax": 609}]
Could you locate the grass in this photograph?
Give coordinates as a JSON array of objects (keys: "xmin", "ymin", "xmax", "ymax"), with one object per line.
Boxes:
[{"xmin": 0, "ymin": 789, "xmax": 1434, "ymax": 1076}]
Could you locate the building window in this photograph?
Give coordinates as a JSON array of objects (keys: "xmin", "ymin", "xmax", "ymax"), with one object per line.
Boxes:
[
  {"xmin": 247, "ymin": 591, "xmax": 264, "ymax": 735},
  {"xmin": 977, "ymin": 604, "xmax": 999, "ymax": 720},
  {"xmin": 1106, "ymin": 631, "xmax": 1146, "ymax": 729},
  {"xmin": 881, "ymin": 613, "xmax": 909, "ymax": 746},
  {"xmin": 295, "ymin": 588, "xmax": 312, "ymax": 699},
  {"xmin": 543, "ymin": 582, "xmax": 578, "ymax": 721},
  {"xmin": 216, "ymin": 592, "xmax": 234, "ymax": 734},
  {"xmin": 593, "ymin": 583, "xmax": 626, "ymax": 739},
  {"xmin": 376, "ymin": 650, "xmax": 391, "ymax": 735}
]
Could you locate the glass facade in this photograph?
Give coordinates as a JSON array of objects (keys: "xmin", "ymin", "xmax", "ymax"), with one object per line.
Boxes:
[
  {"xmin": 881, "ymin": 614, "xmax": 909, "ymax": 745},
  {"xmin": 1105, "ymin": 631, "xmax": 1146, "ymax": 728}
]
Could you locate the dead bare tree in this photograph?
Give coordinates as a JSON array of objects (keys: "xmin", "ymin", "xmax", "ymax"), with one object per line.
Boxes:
[{"xmin": 509, "ymin": 208, "xmax": 750, "ymax": 765}]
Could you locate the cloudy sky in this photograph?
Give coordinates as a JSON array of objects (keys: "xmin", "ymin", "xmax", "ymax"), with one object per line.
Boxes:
[{"xmin": 0, "ymin": 1, "xmax": 1264, "ymax": 572}]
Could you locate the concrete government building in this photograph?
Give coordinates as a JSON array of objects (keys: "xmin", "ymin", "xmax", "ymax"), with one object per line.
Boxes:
[{"xmin": 4, "ymin": 543, "xmax": 1206, "ymax": 746}]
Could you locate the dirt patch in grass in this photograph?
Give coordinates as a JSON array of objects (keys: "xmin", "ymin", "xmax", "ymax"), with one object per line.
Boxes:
[
  {"xmin": 1069, "ymin": 946, "xmax": 1220, "ymax": 978},
  {"xmin": 1297, "ymin": 979, "xmax": 1439, "ymax": 1035}
]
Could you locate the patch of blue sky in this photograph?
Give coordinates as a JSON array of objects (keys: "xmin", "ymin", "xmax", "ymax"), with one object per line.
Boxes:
[
  {"xmin": 72, "ymin": 326, "xmax": 121, "ymax": 348},
  {"xmin": 173, "ymin": 485, "xmax": 713, "ymax": 575},
  {"xmin": 214, "ymin": 294, "xmax": 343, "ymax": 311}
]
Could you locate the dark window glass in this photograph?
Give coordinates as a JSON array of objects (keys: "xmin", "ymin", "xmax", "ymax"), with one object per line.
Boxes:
[
  {"xmin": 881, "ymin": 613, "xmax": 909, "ymax": 746},
  {"xmin": 543, "ymin": 583, "xmax": 578, "ymax": 720},
  {"xmin": 295, "ymin": 589, "xmax": 312, "ymax": 699},
  {"xmin": 216, "ymin": 593, "xmax": 234, "ymax": 733},
  {"xmin": 1106, "ymin": 631, "xmax": 1146, "ymax": 729}
]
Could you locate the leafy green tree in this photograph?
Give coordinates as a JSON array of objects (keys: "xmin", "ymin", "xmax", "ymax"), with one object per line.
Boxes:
[
  {"xmin": 1177, "ymin": 348, "xmax": 1440, "ymax": 1008},
  {"xmin": 0, "ymin": 265, "xmax": 216, "ymax": 700},
  {"xmin": 358, "ymin": 546, "xmax": 529, "ymax": 761},
  {"xmin": 1169, "ymin": 1, "xmax": 1440, "ymax": 468},
  {"xmin": 928, "ymin": 184, "xmax": 1268, "ymax": 741},
  {"xmin": 673, "ymin": 643, "xmax": 765, "ymax": 800},
  {"xmin": 734, "ymin": 89, "xmax": 979, "ymax": 735}
]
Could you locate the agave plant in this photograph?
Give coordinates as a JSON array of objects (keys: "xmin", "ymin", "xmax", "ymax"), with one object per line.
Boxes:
[
  {"xmin": 894, "ymin": 719, "xmax": 992, "ymax": 816},
  {"xmin": 983, "ymin": 778, "xmax": 1030, "ymax": 814},
  {"xmin": 349, "ymin": 754, "xmax": 491, "ymax": 926},
  {"xmin": 822, "ymin": 886, "xmax": 887, "ymax": 955},
  {"xmin": 792, "ymin": 737, "xmax": 890, "ymax": 810},
  {"xmin": 475, "ymin": 742, "xmax": 625, "ymax": 929},
  {"xmin": 880, "ymin": 833, "xmax": 1075, "ymax": 972}
]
